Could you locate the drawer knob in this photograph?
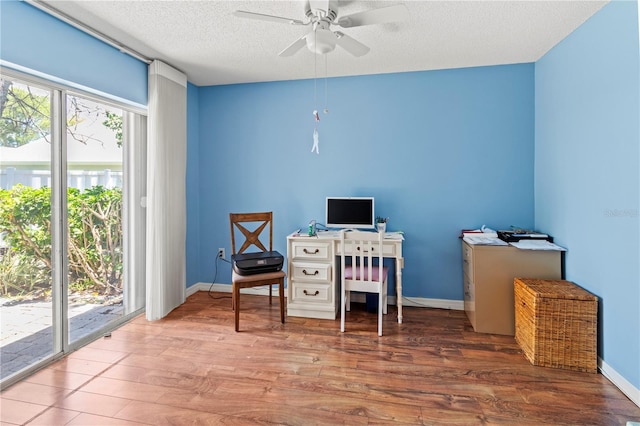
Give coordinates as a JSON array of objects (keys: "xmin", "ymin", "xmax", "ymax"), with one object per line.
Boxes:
[
  {"xmin": 303, "ymin": 248, "xmax": 320, "ymax": 255},
  {"xmin": 356, "ymin": 246, "xmax": 374, "ymax": 253},
  {"xmin": 303, "ymin": 290, "xmax": 320, "ymax": 296},
  {"xmin": 302, "ymin": 269, "xmax": 319, "ymax": 276}
]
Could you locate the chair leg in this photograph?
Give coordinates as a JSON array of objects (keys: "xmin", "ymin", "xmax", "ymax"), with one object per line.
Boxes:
[
  {"xmin": 234, "ymin": 284, "xmax": 240, "ymax": 332},
  {"xmin": 279, "ymin": 281, "xmax": 285, "ymax": 324},
  {"xmin": 346, "ymin": 291, "xmax": 351, "ymax": 312},
  {"xmin": 231, "ymin": 283, "xmax": 236, "ymax": 311},
  {"xmin": 383, "ymin": 281, "xmax": 388, "ymax": 315},
  {"xmin": 340, "ymin": 285, "xmax": 346, "ymax": 333},
  {"xmin": 378, "ymin": 290, "xmax": 383, "ymax": 336},
  {"xmin": 269, "ymin": 284, "xmax": 273, "ymax": 305}
]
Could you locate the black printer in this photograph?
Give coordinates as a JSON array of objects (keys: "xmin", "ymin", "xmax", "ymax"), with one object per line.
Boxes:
[
  {"xmin": 497, "ymin": 230, "xmax": 554, "ymax": 243},
  {"xmin": 232, "ymin": 251, "xmax": 284, "ymax": 276}
]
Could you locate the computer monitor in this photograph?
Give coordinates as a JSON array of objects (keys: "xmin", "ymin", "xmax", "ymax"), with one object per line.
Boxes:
[{"xmin": 325, "ymin": 197, "xmax": 375, "ymax": 229}]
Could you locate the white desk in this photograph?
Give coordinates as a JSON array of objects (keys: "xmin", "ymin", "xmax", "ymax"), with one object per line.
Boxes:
[{"xmin": 286, "ymin": 230, "xmax": 405, "ymax": 323}]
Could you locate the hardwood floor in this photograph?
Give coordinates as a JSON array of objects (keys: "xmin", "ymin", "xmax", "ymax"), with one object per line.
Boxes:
[{"xmin": 1, "ymin": 291, "xmax": 639, "ymax": 425}]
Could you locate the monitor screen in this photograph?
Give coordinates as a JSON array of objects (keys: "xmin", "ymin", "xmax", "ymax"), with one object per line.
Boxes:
[{"xmin": 326, "ymin": 197, "xmax": 375, "ymax": 229}]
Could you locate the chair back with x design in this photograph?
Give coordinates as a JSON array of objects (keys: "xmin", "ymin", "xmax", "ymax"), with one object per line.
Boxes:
[{"xmin": 229, "ymin": 212, "xmax": 272, "ymax": 255}]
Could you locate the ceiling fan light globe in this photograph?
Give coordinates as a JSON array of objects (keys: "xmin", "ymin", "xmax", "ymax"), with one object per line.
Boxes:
[{"xmin": 306, "ymin": 28, "xmax": 336, "ymax": 54}]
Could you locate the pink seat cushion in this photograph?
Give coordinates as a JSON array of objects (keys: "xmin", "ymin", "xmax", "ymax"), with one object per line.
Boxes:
[{"xmin": 344, "ymin": 266, "xmax": 388, "ymax": 282}]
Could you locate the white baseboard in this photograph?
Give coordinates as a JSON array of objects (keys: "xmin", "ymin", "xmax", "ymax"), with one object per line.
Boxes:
[
  {"xmin": 187, "ymin": 282, "xmax": 464, "ymax": 311},
  {"xmin": 599, "ymin": 358, "xmax": 640, "ymax": 408},
  {"xmin": 187, "ymin": 282, "xmax": 274, "ymax": 297},
  {"xmin": 400, "ymin": 296, "xmax": 464, "ymax": 310}
]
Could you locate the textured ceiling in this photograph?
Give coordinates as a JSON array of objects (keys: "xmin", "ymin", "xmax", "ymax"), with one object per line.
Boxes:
[{"xmin": 38, "ymin": 0, "xmax": 608, "ymax": 87}]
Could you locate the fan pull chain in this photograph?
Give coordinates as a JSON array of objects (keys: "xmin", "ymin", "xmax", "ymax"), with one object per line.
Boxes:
[
  {"xmin": 311, "ymin": 27, "xmax": 320, "ymax": 155},
  {"xmin": 324, "ymin": 54, "xmax": 329, "ymax": 115},
  {"xmin": 313, "ymin": 32, "xmax": 318, "ymax": 113}
]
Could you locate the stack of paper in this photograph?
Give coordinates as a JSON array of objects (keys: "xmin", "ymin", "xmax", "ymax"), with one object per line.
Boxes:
[
  {"xmin": 384, "ymin": 231, "xmax": 405, "ymax": 240},
  {"xmin": 463, "ymin": 235, "xmax": 508, "ymax": 246},
  {"xmin": 509, "ymin": 240, "xmax": 566, "ymax": 251},
  {"xmin": 461, "ymin": 228, "xmax": 498, "ymax": 239}
]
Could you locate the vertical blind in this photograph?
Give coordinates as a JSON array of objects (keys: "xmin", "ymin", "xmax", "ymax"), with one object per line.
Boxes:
[{"xmin": 146, "ymin": 60, "xmax": 187, "ymax": 320}]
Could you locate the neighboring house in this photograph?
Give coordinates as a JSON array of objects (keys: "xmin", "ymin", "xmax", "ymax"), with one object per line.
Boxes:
[{"xmin": 0, "ymin": 135, "xmax": 122, "ymax": 190}]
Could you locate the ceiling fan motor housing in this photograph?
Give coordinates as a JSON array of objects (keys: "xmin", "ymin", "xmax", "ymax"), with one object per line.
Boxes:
[{"xmin": 307, "ymin": 22, "xmax": 337, "ymax": 54}]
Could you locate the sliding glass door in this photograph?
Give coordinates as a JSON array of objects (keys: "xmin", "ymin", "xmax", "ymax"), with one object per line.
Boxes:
[
  {"xmin": 65, "ymin": 93, "xmax": 126, "ymax": 346},
  {"xmin": 0, "ymin": 79, "xmax": 55, "ymax": 378},
  {"xmin": 0, "ymin": 72, "xmax": 146, "ymax": 386}
]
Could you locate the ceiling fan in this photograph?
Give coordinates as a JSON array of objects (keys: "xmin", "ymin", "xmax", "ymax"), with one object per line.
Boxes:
[{"xmin": 233, "ymin": 0, "xmax": 409, "ymax": 57}]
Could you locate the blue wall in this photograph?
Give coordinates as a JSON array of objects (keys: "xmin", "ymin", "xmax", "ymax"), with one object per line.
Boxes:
[
  {"xmin": 535, "ymin": 0, "xmax": 639, "ymax": 390},
  {"xmin": 3, "ymin": 0, "xmax": 639, "ymax": 398},
  {"xmin": 194, "ymin": 64, "xmax": 536, "ymax": 301},
  {"xmin": 0, "ymin": 0, "xmax": 147, "ymax": 106}
]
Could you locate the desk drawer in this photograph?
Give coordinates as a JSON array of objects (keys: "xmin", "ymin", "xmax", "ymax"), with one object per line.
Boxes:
[
  {"xmin": 291, "ymin": 281, "xmax": 332, "ymax": 304},
  {"xmin": 341, "ymin": 242, "xmax": 396, "ymax": 257},
  {"xmin": 291, "ymin": 241, "xmax": 331, "ymax": 261},
  {"xmin": 291, "ymin": 262, "xmax": 331, "ymax": 281}
]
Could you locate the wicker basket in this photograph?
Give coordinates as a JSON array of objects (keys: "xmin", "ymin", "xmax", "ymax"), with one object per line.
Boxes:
[{"xmin": 514, "ymin": 278, "xmax": 598, "ymax": 373}]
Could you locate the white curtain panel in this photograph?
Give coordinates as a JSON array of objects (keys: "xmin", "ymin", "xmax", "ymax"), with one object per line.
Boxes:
[{"xmin": 145, "ymin": 60, "xmax": 187, "ymax": 320}]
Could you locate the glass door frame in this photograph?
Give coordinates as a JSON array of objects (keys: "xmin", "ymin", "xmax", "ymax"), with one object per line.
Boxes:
[
  {"xmin": 51, "ymin": 89, "xmax": 67, "ymax": 357},
  {"xmin": 0, "ymin": 67, "xmax": 147, "ymax": 389}
]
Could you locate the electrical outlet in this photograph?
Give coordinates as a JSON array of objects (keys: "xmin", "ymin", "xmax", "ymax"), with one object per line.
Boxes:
[{"xmin": 217, "ymin": 248, "xmax": 225, "ymax": 259}]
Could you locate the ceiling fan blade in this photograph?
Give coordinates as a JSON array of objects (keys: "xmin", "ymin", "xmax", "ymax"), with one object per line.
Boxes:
[
  {"xmin": 233, "ymin": 10, "xmax": 305, "ymax": 26},
  {"xmin": 279, "ymin": 35, "xmax": 308, "ymax": 57},
  {"xmin": 334, "ymin": 32, "xmax": 370, "ymax": 57},
  {"xmin": 336, "ymin": 4, "xmax": 409, "ymax": 28}
]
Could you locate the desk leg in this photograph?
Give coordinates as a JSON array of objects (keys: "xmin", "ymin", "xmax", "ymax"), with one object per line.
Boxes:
[{"xmin": 395, "ymin": 257, "xmax": 403, "ymax": 324}]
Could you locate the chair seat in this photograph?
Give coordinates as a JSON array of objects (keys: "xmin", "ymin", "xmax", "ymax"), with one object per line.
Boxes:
[
  {"xmin": 232, "ymin": 270, "xmax": 286, "ymax": 285},
  {"xmin": 344, "ymin": 266, "xmax": 388, "ymax": 282}
]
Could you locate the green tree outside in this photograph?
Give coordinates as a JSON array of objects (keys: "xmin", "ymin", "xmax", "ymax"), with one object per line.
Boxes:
[
  {"xmin": 0, "ymin": 79, "xmax": 51, "ymax": 147},
  {"xmin": 0, "ymin": 185, "xmax": 123, "ymax": 298},
  {"xmin": 0, "ymin": 78, "xmax": 124, "ymax": 300}
]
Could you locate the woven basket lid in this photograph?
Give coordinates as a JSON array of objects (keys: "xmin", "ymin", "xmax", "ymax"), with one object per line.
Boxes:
[{"xmin": 516, "ymin": 278, "xmax": 597, "ymax": 301}]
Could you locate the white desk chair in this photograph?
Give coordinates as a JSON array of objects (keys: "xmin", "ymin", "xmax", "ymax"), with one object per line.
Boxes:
[{"xmin": 339, "ymin": 230, "xmax": 389, "ymax": 336}]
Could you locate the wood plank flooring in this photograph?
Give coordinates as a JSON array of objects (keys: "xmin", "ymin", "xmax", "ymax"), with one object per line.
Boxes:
[{"xmin": 1, "ymin": 291, "xmax": 639, "ymax": 425}]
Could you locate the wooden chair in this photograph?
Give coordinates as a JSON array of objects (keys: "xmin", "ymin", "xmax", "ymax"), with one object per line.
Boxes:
[
  {"xmin": 229, "ymin": 212, "xmax": 286, "ymax": 332},
  {"xmin": 339, "ymin": 230, "xmax": 389, "ymax": 336}
]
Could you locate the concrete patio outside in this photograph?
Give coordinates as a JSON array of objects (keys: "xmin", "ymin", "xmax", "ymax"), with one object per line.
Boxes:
[{"xmin": 0, "ymin": 298, "xmax": 123, "ymax": 380}]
